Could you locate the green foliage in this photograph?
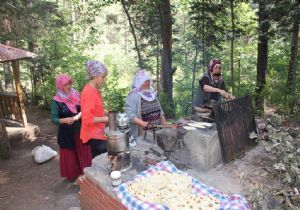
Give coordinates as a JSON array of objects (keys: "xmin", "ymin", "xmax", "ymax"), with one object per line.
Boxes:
[
  {"xmin": 159, "ymin": 92, "xmax": 176, "ymax": 118},
  {"xmin": 35, "ymin": 26, "xmax": 89, "ymax": 107},
  {"xmin": 0, "ymin": 0, "xmax": 299, "ymax": 117},
  {"xmin": 101, "ymin": 55, "xmax": 133, "ymax": 112},
  {"xmin": 173, "ymin": 66, "xmax": 194, "ymax": 117}
]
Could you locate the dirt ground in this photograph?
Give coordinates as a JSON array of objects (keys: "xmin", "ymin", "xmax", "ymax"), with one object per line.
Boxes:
[
  {"xmin": 0, "ymin": 109, "xmax": 80, "ymax": 210},
  {"xmin": 0, "ymin": 108, "xmax": 298, "ymax": 210}
]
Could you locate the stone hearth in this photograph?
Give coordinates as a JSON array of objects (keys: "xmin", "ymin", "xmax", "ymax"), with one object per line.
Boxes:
[{"xmin": 79, "ymin": 125, "xmax": 223, "ymax": 209}]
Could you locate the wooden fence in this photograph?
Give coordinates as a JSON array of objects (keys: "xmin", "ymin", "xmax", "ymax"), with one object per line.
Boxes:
[{"xmin": 0, "ymin": 92, "xmax": 24, "ymax": 124}]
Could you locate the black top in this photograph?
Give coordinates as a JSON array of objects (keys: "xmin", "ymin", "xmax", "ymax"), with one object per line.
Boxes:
[
  {"xmin": 51, "ymin": 100, "xmax": 81, "ymax": 149},
  {"xmin": 194, "ymin": 71, "xmax": 227, "ymax": 108},
  {"xmin": 199, "ymin": 77, "xmax": 227, "ymax": 101}
]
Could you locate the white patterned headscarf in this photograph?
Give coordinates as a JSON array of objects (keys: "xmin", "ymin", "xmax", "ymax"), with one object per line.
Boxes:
[
  {"xmin": 131, "ymin": 69, "xmax": 156, "ymax": 102},
  {"xmin": 85, "ymin": 60, "xmax": 108, "ymax": 79}
]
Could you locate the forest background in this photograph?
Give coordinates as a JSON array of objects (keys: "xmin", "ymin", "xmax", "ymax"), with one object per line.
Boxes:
[{"xmin": 0, "ymin": 0, "xmax": 299, "ymax": 118}]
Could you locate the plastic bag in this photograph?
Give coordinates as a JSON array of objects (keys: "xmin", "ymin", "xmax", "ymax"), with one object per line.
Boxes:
[{"xmin": 32, "ymin": 145, "xmax": 57, "ymax": 164}]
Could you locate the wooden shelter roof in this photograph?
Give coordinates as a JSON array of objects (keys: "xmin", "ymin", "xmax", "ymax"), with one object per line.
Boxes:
[{"xmin": 0, "ymin": 43, "xmax": 36, "ymax": 63}]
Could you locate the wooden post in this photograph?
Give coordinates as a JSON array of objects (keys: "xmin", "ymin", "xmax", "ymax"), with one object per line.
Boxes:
[
  {"xmin": 0, "ymin": 98, "xmax": 10, "ymax": 159},
  {"xmin": 0, "ymin": 108, "xmax": 8, "ymax": 139},
  {"xmin": 11, "ymin": 60, "xmax": 28, "ymax": 127}
]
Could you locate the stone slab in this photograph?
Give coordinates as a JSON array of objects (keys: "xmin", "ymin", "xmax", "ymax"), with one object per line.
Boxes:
[{"xmin": 183, "ymin": 125, "xmax": 222, "ymax": 171}]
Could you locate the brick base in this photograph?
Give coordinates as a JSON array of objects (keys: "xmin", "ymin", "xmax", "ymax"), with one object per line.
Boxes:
[{"xmin": 78, "ymin": 176, "xmax": 127, "ymax": 210}]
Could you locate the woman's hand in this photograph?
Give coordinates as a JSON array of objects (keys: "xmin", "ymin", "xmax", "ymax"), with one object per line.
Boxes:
[
  {"xmin": 227, "ymin": 94, "xmax": 236, "ymax": 100},
  {"xmin": 219, "ymin": 90, "xmax": 235, "ymax": 100},
  {"xmin": 141, "ymin": 121, "xmax": 149, "ymax": 128},
  {"xmin": 102, "ymin": 116, "xmax": 109, "ymax": 123},
  {"xmin": 133, "ymin": 117, "xmax": 149, "ymax": 128},
  {"xmin": 160, "ymin": 114, "xmax": 167, "ymax": 126},
  {"xmin": 61, "ymin": 117, "xmax": 75, "ymax": 125},
  {"xmin": 73, "ymin": 112, "xmax": 82, "ymax": 121}
]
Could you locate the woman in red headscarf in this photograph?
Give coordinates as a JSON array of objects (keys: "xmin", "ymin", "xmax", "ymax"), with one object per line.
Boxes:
[
  {"xmin": 51, "ymin": 74, "xmax": 92, "ymax": 181},
  {"xmin": 194, "ymin": 58, "xmax": 235, "ymax": 111}
]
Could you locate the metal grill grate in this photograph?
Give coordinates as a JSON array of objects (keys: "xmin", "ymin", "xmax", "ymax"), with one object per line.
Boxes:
[{"xmin": 213, "ymin": 95, "xmax": 257, "ymax": 163}]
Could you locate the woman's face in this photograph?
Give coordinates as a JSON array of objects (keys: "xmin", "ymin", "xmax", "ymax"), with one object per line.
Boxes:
[
  {"xmin": 140, "ymin": 80, "xmax": 150, "ymax": 90},
  {"xmin": 212, "ymin": 64, "xmax": 222, "ymax": 82},
  {"xmin": 63, "ymin": 82, "xmax": 72, "ymax": 93},
  {"xmin": 94, "ymin": 72, "xmax": 108, "ymax": 87}
]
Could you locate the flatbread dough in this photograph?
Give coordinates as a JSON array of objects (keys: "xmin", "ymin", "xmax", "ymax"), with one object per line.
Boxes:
[
  {"xmin": 197, "ymin": 122, "xmax": 213, "ymax": 127},
  {"xmin": 127, "ymin": 171, "xmax": 220, "ymax": 210},
  {"xmin": 187, "ymin": 122, "xmax": 212, "ymax": 129},
  {"xmin": 183, "ymin": 125, "xmax": 197, "ymax": 131},
  {"xmin": 187, "ymin": 123, "xmax": 206, "ymax": 129}
]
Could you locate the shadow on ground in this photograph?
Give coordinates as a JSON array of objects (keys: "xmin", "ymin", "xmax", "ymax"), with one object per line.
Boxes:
[{"xmin": 0, "ymin": 108, "xmax": 80, "ymax": 210}]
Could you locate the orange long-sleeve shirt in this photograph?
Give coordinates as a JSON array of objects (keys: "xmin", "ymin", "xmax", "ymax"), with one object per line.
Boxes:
[{"xmin": 80, "ymin": 83, "xmax": 107, "ymax": 143}]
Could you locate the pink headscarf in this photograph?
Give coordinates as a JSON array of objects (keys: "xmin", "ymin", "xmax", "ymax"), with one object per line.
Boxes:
[{"xmin": 53, "ymin": 74, "xmax": 80, "ymax": 113}]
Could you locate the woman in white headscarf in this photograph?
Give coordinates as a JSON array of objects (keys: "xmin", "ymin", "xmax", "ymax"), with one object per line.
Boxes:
[{"xmin": 125, "ymin": 69, "xmax": 167, "ymax": 146}]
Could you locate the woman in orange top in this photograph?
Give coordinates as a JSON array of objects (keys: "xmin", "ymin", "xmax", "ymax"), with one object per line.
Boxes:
[{"xmin": 80, "ymin": 60, "xmax": 109, "ymax": 158}]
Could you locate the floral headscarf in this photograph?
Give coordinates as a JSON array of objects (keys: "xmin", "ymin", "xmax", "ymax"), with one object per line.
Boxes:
[
  {"xmin": 53, "ymin": 74, "xmax": 80, "ymax": 113},
  {"xmin": 208, "ymin": 58, "xmax": 221, "ymax": 72},
  {"xmin": 85, "ymin": 60, "xmax": 108, "ymax": 79},
  {"xmin": 131, "ymin": 69, "xmax": 156, "ymax": 102}
]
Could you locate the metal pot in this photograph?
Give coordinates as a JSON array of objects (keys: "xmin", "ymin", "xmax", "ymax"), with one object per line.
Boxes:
[
  {"xmin": 116, "ymin": 112, "xmax": 129, "ymax": 129},
  {"xmin": 106, "ymin": 129, "xmax": 130, "ymax": 153}
]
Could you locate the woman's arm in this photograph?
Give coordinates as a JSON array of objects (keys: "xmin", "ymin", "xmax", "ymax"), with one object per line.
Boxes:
[
  {"xmin": 73, "ymin": 112, "xmax": 81, "ymax": 121},
  {"xmin": 133, "ymin": 117, "xmax": 148, "ymax": 128},
  {"xmin": 126, "ymin": 93, "xmax": 139, "ymax": 123},
  {"xmin": 160, "ymin": 114, "xmax": 167, "ymax": 126},
  {"xmin": 51, "ymin": 100, "xmax": 60, "ymax": 125},
  {"xmin": 51, "ymin": 100, "xmax": 74, "ymax": 125},
  {"xmin": 126, "ymin": 93, "xmax": 150, "ymax": 127},
  {"xmin": 203, "ymin": 85, "xmax": 235, "ymax": 100},
  {"xmin": 93, "ymin": 116, "xmax": 109, "ymax": 123}
]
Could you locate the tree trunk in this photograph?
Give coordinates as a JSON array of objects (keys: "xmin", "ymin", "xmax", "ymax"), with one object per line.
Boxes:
[
  {"xmin": 230, "ymin": 0, "xmax": 235, "ymax": 95},
  {"xmin": 255, "ymin": 0, "xmax": 269, "ymax": 113},
  {"xmin": 156, "ymin": 33, "xmax": 160, "ymax": 94},
  {"xmin": 27, "ymin": 0, "xmax": 38, "ymax": 105},
  {"xmin": 202, "ymin": 7, "xmax": 206, "ymax": 73},
  {"xmin": 41, "ymin": 72, "xmax": 49, "ymax": 108},
  {"xmin": 124, "ymin": 12, "xmax": 128, "ymax": 55},
  {"xmin": 286, "ymin": 19, "xmax": 299, "ymax": 113},
  {"xmin": 192, "ymin": 19, "xmax": 201, "ymax": 108},
  {"xmin": 20, "ymin": 84, "xmax": 31, "ymax": 104},
  {"xmin": 192, "ymin": 47, "xmax": 199, "ymax": 108},
  {"xmin": 71, "ymin": 3, "xmax": 77, "ymax": 43},
  {"xmin": 238, "ymin": 52, "xmax": 241, "ymax": 91},
  {"xmin": 183, "ymin": 15, "xmax": 188, "ymax": 64},
  {"xmin": 2, "ymin": 16, "xmax": 15, "ymax": 91},
  {"xmin": 121, "ymin": 0, "xmax": 144, "ymax": 68},
  {"xmin": 28, "ymin": 41, "xmax": 37, "ymax": 105},
  {"xmin": 0, "ymin": 104, "xmax": 10, "ymax": 159},
  {"xmin": 159, "ymin": 0, "xmax": 175, "ymax": 116}
]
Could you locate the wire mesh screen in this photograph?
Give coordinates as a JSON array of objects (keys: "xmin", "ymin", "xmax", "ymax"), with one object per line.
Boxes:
[{"xmin": 213, "ymin": 95, "xmax": 257, "ymax": 163}]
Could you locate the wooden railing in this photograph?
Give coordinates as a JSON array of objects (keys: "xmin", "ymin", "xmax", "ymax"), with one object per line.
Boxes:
[{"xmin": 0, "ymin": 92, "xmax": 24, "ymax": 124}]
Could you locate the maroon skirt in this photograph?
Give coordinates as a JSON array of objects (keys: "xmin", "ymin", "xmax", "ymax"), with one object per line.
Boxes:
[{"xmin": 60, "ymin": 134, "xmax": 92, "ymax": 180}]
